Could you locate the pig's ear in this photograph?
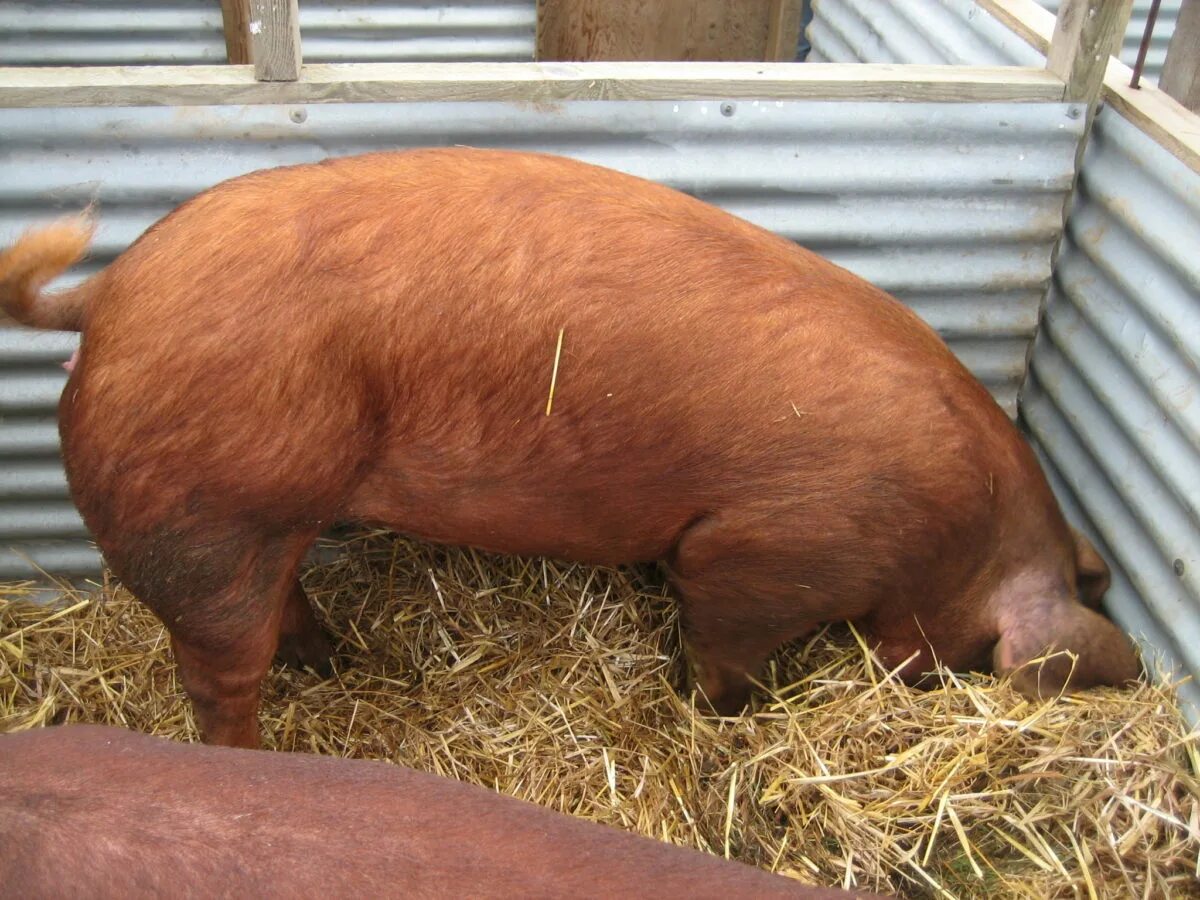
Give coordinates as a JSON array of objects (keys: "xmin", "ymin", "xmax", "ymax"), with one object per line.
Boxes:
[
  {"xmin": 993, "ymin": 599, "xmax": 1141, "ymax": 699},
  {"xmin": 1072, "ymin": 528, "xmax": 1111, "ymax": 609}
]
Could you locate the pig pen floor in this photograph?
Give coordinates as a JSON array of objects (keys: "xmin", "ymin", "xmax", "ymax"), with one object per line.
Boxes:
[{"xmin": 1, "ymin": 531, "xmax": 1198, "ymax": 899}]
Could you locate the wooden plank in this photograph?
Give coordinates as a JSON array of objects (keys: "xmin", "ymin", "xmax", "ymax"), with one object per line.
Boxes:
[
  {"xmin": 0, "ymin": 62, "xmax": 1065, "ymax": 108},
  {"xmin": 219, "ymin": 0, "xmax": 252, "ymax": 66},
  {"xmin": 537, "ymin": 0, "xmax": 789, "ymax": 62},
  {"xmin": 1160, "ymin": 0, "xmax": 1199, "ymax": 112},
  {"xmin": 1101, "ymin": 73, "xmax": 1200, "ymax": 170},
  {"xmin": 1046, "ymin": 0, "xmax": 1132, "ymax": 104},
  {"xmin": 977, "ymin": 0, "xmax": 1200, "ymax": 174},
  {"xmin": 249, "ymin": 0, "xmax": 301, "ymax": 82},
  {"xmin": 765, "ymin": 0, "xmax": 803, "ymax": 62}
]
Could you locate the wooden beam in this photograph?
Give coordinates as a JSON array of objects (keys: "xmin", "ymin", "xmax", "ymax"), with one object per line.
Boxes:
[
  {"xmin": 0, "ymin": 62, "xmax": 1065, "ymax": 108},
  {"xmin": 1102, "ymin": 71, "xmax": 1200, "ymax": 171},
  {"xmin": 1046, "ymin": 0, "xmax": 1133, "ymax": 105},
  {"xmin": 977, "ymin": 0, "xmax": 1200, "ymax": 175},
  {"xmin": 1160, "ymin": 0, "xmax": 1200, "ymax": 112},
  {"xmin": 765, "ymin": 0, "xmax": 803, "ymax": 62},
  {"xmin": 219, "ymin": 0, "xmax": 252, "ymax": 65},
  {"xmin": 249, "ymin": 0, "xmax": 301, "ymax": 82}
]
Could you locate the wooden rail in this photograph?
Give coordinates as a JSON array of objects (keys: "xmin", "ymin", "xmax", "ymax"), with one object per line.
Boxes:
[
  {"xmin": 0, "ymin": 62, "xmax": 1065, "ymax": 108},
  {"xmin": 0, "ymin": 0, "xmax": 1193, "ymax": 183}
]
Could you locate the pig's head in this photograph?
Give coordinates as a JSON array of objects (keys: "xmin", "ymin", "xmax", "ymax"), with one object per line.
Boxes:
[{"xmin": 991, "ymin": 529, "xmax": 1141, "ymax": 699}]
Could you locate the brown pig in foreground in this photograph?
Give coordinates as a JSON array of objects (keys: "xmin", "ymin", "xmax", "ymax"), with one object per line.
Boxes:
[
  {"xmin": 0, "ymin": 149, "xmax": 1139, "ymax": 748},
  {"xmin": 0, "ymin": 724, "xmax": 884, "ymax": 900}
]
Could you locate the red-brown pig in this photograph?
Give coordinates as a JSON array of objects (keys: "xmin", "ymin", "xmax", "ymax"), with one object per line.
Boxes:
[
  {"xmin": 0, "ymin": 149, "xmax": 1139, "ymax": 748},
  {"xmin": 0, "ymin": 725, "xmax": 885, "ymax": 899}
]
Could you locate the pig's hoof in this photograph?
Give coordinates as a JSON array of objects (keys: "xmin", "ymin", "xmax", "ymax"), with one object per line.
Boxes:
[
  {"xmin": 698, "ymin": 692, "xmax": 752, "ymax": 718},
  {"xmin": 276, "ymin": 629, "xmax": 336, "ymax": 677},
  {"xmin": 690, "ymin": 679, "xmax": 753, "ymax": 717}
]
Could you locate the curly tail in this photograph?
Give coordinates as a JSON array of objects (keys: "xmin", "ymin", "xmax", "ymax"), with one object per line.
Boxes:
[{"xmin": 0, "ymin": 211, "xmax": 97, "ymax": 331}]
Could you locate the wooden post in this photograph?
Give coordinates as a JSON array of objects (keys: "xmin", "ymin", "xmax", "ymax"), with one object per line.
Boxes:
[
  {"xmin": 248, "ymin": 0, "xmax": 301, "ymax": 82},
  {"xmin": 765, "ymin": 0, "xmax": 803, "ymax": 62},
  {"xmin": 1160, "ymin": 0, "xmax": 1200, "ymax": 112},
  {"xmin": 219, "ymin": 0, "xmax": 252, "ymax": 65},
  {"xmin": 1046, "ymin": 0, "xmax": 1133, "ymax": 107}
]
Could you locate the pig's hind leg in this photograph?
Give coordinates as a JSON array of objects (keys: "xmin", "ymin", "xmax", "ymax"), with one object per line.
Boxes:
[{"xmin": 102, "ymin": 526, "xmax": 320, "ymax": 748}]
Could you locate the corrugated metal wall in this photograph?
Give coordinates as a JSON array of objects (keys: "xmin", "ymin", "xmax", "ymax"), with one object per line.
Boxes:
[
  {"xmin": 809, "ymin": 0, "xmax": 1179, "ymax": 83},
  {"xmin": 0, "ymin": 99, "xmax": 1082, "ymax": 578},
  {"xmin": 1020, "ymin": 108, "xmax": 1200, "ymax": 718},
  {"xmin": 0, "ymin": 0, "xmax": 537, "ymax": 65},
  {"xmin": 0, "ymin": 330, "xmax": 95, "ymax": 578},
  {"xmin": 807, "ymin": 0, "xmax": 1042, "ymax": 65}
]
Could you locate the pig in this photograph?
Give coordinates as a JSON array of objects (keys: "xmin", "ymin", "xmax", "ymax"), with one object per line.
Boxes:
[
  {"xmin": 0, "ymin": 148, "xmax": 1139, "ymax": 748},
  {"xmin": 0, "ymin": 725, "xmax": 884, "ymax": 899}
]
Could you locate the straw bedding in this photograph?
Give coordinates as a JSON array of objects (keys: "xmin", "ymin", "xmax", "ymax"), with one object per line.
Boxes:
[{"xmin": 2, "ymin": 530, "xmax": 1198, "ymax": 898}]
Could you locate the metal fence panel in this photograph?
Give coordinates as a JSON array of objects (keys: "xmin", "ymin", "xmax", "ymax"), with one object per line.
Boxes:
[
  {"xmin": 0, "ymin": 99, "xmax": 1081, "ymax": 578},
  {"xmin": 808, "ymin": 0, "xmax": 1045, "ymax": 65},
  {"xmin": 0, "ymin": 0, "xmax": 536, "ymax": 65},
  {"xmin": 0, "ymin": 329, "xmax": 98, "ymax": 577},
  {"xmin": 1020, "ymin": 108, "xmax": 1200, "ymax": 719},
  {"xmin": 809, "ymin": 0, "xmax": 1179, "ymax": 83}
]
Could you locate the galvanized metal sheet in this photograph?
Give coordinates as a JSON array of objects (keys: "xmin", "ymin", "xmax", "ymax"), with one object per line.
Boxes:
[
  {"xmin": 809, "ymin": 0, "xmax": 1180, "ymax": 83},
  {"xmin": 1019, "ymin": 107, "xmax": 1200, "ymax": 721},
  {"xmin": 807, "ymin": 0, "xmax": 1045, "ymax": 65},
  {"xmin": 0, "ymin": 99, "xmax": 1080, "ymax": 579},
  {"xmin": 0, "ymin": 0, "xmax": 536, "ymax": 66},
  {"xmin": 0, "ymin": 328, "xmax": 97, "ymax": 577}
]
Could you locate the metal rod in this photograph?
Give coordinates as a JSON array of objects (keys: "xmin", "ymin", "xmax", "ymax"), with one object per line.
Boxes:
[{"xmin": 1130, "ymin": 0, "xmax": 1164, "ymax": 88}]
